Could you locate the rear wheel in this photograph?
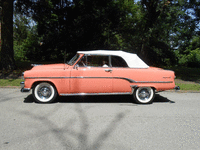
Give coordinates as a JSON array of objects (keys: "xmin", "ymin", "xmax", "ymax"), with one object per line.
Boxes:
[
  {"xmin": 33, "ymin": 82, "xmax": 57, "ymax": 103},
  {"xmin": 133, "ymin": 87, "xmax": 155, "ymax": 104}
]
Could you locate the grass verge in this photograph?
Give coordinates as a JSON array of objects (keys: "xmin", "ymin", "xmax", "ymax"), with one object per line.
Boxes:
[
  {"xmin": 169, "ymin": 66, "xmax": 200, "ymax": 91},
  {"xmin": 0, "ymin": 79, "xmax": 23, "ymax": 87},
  {"xmin": 175, "ymin": 83, "xmax": 200, "ymax": 91}
]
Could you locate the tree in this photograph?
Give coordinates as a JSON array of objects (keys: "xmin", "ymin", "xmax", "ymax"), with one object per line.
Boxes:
[
  {"xmin": 134, "ymin": 0, "xmax": 180, "ymax": 65},
  {"xmin": 13, "ymin": 12, "xmax": 40, "ymax": 61},
  {"xmin": 14, "ymin": 0, "xmax": 199, "ymax": 66},
  {"xmin": 178, "ymin": 36, "xmax": 200, "ymax": 67},
  {"xmin": 119, "ymin": 0, "xmax": 198, "ymax": 66},
  {"xmin": 0, "ymin": 0, "xmax": 15, "ymax": 70},
  {"xmin": 170, "ymin": 0, "xmax": 200, "ymax": 67},
  {"xmin": 15, "ymin": 0, "xmax": 128, "ymax": 62}
]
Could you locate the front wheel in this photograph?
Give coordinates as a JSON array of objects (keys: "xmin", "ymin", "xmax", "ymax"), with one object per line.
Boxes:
[
  {"xmin": 133, "ymin": 87, "xmax": 155, "ymax": 104},
  {"xmin": 33, "ymin": 82, "xmax": 57, "ymax": 103}
]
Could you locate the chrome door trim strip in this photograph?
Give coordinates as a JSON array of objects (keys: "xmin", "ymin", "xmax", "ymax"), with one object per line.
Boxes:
[
  {"xmin": 113, "ymin": 77, "xmax": 135, "ymax": 83},
  {"xmin": 26, "ymin": 77, "xmax": 68, "ymax": 79},
  {"xmin": 60, "ymin": 92, "xmax": 131, "ymax": 96},
  {"xmin": 135, "ymin": 81, "xmax": 173, "ymax": 83},
  {"xmin": 25, "ymin": 76, "xmax": 172, "ymax": 83}
]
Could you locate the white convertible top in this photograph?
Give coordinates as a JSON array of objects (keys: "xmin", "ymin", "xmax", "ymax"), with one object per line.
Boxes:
[{"xmin": 77, "ymin": 50, "xmax": 149, "ymax": 68}]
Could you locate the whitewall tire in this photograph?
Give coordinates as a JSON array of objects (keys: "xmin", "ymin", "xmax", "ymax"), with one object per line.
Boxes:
[
  {"xmin": 33, "ymin": 82, "xmax": 57, "ymax": 103},
  {"xmin": 133, "ymin": 87, "xmax": 155, "ymax": 104}
]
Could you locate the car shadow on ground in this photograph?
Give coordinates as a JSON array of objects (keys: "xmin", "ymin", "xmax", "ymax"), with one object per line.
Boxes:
[
  {"xmin": 154, "ymin": 94, "xmax": 175, "ymax": 103},
  {"xmin": 23, "ymin": 93, "xmax": 175, "ymax": 104}
]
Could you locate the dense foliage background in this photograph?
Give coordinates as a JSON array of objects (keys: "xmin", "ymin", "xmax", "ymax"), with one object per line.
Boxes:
[{"xmin": 1, "ymin": 0, "xmax": 200, "ymax": 70}]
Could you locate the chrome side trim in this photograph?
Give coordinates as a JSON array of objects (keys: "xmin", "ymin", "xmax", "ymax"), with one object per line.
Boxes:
[
  {"xmin": 26, "ymin": 77, "xmax": 68, "ymax": 79},
  {"xmin": 113, "ymin": 77, "xmax": 135, "ymax": 83},
  {"xmin": 60, "ymin": 92, "xmax": 131, "ymax": 96},
  {"xmin": 163, "ymin": 76, "xmax": 171, "ymax": 79},
  {"xmin": 130, "ymin": 85, "xmax": 138, "ymax": 94},
  {"xmin": 25, "ymin": 76, "xmax": 172, "ymax": 83},
  {"xmin": 135, "ymin": 81, "xmax": 173, "ymax": 83}
]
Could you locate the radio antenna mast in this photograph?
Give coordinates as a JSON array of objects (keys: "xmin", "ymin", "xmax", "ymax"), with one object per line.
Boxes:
[{"xmin": 64, "ymin": 49, "xmax": 66, "ymax": 70}]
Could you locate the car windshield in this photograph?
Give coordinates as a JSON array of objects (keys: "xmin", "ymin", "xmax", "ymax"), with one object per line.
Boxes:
[{"xmin": 67, "ymin": 54, "xmax": 80, "ymax": 66}]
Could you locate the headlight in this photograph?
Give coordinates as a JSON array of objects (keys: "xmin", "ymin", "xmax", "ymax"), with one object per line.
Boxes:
[{"xmin": 22, "ymin": 72, "xmax": 24, "ymax": 80}]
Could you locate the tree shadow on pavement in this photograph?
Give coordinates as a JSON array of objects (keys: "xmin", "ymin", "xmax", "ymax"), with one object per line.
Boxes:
[{"xmin": 16, "ymin": 101, "xmax": 127, "ymax": 150}]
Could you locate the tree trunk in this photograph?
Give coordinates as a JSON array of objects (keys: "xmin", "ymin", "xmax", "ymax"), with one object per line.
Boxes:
[{"xmin": 0, "ymin": 0, "xmax": 15, "ymax": 70}]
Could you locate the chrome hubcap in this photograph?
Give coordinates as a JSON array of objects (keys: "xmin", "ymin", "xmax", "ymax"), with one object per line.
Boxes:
[
  {"xmin": 138, "ymin": 89, "xmax": 150, "ymax": 100},
  {"xmin": 38, "ymin": 86, "xmax": 52, "ymax": 99}
]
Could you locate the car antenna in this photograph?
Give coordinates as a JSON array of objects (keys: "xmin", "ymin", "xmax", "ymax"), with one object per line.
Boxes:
[{"xmin": 64, "ymin": 49, "xmax": 66, "ymax": 70}]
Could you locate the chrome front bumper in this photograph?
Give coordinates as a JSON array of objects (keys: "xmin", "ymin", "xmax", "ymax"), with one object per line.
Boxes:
[{"xmin": 20, "ymin": 82, "xmax": 30, "ymax": 92}]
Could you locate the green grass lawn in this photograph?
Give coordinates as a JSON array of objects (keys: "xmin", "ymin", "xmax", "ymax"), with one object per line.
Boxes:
[
  {"xmin": 0, "ymin": 79, "xmax": 23, "ymax": 87},
  {"xmin": 175, "ymin": 82, "xmax": 200, "ymax": 91},
  {"xmin": 168, "ymin": 66, "xmax": 200, "ymax": 91}
]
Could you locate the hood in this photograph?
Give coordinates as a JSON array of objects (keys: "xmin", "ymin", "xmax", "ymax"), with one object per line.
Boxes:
[{"xmin": 31, "ymin": 63, "xmax": 68, "ymax": 70}]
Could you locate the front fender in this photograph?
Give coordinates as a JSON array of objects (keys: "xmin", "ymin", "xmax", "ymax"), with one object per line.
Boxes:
[{"xmin": 24, "ymin": 78, "xmax": 68, "ymax": 94}]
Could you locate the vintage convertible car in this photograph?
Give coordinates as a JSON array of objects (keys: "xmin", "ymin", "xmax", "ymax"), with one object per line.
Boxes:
[{"xmin": 20, "ymin": 50, "xmax": 179, "ymax": 104}]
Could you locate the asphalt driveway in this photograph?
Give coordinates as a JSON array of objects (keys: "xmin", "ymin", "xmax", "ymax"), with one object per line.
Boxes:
[{"xmin": 0, "ymin": 88, "xmax": 200, "ymax": 150}]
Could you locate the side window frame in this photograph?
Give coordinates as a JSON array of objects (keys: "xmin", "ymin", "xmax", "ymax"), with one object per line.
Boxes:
[
  {"xmin": 111, "ymin": 56, "xmax": 128, "ymax": 68},
  {"xmin": 77, "ymin": 55, "xmax": 111, "ymax": 68}
]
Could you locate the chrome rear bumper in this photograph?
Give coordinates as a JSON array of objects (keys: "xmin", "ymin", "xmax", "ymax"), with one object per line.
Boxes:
[{"xmin": 174, "ymin": 86, "xmax": 180, "ymax": 90}]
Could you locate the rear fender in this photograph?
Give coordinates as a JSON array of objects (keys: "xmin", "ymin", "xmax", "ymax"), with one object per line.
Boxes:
[{"xmin": 130, "ymin": 84, "xmax": 157, "ymax": 93}]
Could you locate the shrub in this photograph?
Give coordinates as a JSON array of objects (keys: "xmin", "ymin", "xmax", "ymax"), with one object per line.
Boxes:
[{"xmin": 179, "ymin": 48, "xmax": 200, "ymax": 68}]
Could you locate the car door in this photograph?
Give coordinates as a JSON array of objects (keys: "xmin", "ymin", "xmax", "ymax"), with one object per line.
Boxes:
[
  {"xmin": 70, "ymin": 55, "xmax": 113, "ymax": 94},
  {"xmin": 111, "ymin": 56, "xmax": 132, "ymax": 93}
]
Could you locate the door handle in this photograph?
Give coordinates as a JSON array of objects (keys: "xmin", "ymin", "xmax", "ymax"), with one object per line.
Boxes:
[{"xmin": 105, "ymin": 69, "xmax": 112, "ymax": 72}]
